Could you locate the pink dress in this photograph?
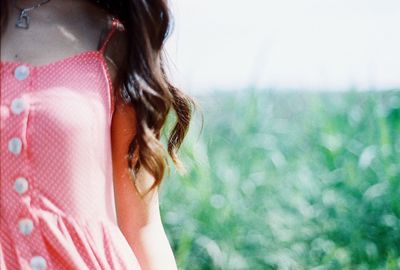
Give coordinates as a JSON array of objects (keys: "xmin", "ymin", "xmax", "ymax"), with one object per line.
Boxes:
[{"xmin": 0, "ymin": 17, "xmax": 142, "ymax": 269}]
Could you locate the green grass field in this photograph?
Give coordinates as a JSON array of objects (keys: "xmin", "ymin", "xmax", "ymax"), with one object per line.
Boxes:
[{"xmin": 159, "ymin": 89, "xmax": 400, "ymax": 270}]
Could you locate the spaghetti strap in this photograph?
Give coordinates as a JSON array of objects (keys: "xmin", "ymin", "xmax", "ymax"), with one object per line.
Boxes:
[{"xmin": 99, "ymin": 16, "xmax": 121, "ymax": 54}]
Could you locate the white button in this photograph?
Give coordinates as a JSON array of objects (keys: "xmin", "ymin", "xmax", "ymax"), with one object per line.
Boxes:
[
  {"xmin": 14, "ymin": 177, "xmax": 29, "ymax": 194},
  {"xmin": 18, "ymin": 218, "xmax": 34, "ymax": 235},
  {"xmin": 8, "ymin": 137, "xmax": 22, "ymax": 155},
  {"xmin": 11, "ymin": 97, "xmax": 26, "ymax": 114},
  {"xmin": 30, "ymin": 256, "xmax": 47, "ymax": 270},
  {"xmin": 14, "ymin": 65, "xmax": 30, "ymax": 80}
]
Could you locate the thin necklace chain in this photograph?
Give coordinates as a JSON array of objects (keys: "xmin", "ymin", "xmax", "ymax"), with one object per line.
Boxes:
[
  {"xmin": 14, "ymin": 0, "xmax": 51, "ymax": 13},
  {"xmin": 13, "ymin": 0, "xmax": 52, "ymax": 29}
]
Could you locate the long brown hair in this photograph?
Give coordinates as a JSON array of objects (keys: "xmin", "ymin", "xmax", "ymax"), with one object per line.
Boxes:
[{"xmin": 1, "ymin": 0, "xmax": 197, "ymax": 195}]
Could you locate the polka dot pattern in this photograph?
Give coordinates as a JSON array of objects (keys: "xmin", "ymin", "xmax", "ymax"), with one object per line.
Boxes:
[{"xmin": 0, "ymin": 17, "xmax": 141, "ymax": 269}]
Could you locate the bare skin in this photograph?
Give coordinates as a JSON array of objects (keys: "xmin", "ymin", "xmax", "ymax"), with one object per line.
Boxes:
[{"xmin": 1, "ymin": 1, "xmax": 177, "ymax": 269}]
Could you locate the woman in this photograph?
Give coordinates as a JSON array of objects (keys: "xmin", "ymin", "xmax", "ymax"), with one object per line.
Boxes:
[{"xmin": 0, "ymin": 0, "xmax": 195, "ymax": 269}]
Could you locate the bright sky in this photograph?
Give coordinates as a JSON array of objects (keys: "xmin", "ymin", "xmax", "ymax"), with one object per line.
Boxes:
[{"xmin": 166, "ymin": 0, "xmax": 400, "ymax": 93}]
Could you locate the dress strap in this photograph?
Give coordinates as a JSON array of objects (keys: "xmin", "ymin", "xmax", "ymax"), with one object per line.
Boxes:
[{"xmin": 99, "ymin": 17, "xmax": 122, "ymax": 54}]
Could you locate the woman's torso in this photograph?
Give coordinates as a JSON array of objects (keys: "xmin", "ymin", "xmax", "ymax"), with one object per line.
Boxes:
[{"xmin": 0, "ymin": 2, "xmax": 141, "ymax": 268}]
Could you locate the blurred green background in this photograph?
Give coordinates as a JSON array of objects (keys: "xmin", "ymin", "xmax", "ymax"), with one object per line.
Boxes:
[{"xmin": 159, "ymin": 89, "xmax": 400, "ymax": 270}]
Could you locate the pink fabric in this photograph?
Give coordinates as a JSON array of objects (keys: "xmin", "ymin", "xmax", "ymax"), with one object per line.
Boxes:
[{"xmin": 0, "ymin": 17, "xmax": 141, "ymax": 269}]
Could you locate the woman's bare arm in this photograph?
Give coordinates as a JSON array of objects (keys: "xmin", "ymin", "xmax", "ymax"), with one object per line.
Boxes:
[{"xmin": 111, "ymin": 94, "xmax": 178, "ymax": 270}]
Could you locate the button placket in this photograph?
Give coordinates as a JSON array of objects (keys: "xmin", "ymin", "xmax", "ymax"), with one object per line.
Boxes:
[
  {"xmin": 8, "ymin": 65, "xmax": 30, "ymax": 157},
  {"xmin": 10, "ymin": 64, "xmax": 45, "ymax": 266}
]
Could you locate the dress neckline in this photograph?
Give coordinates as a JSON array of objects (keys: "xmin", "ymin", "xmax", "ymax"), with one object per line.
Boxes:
[
  {"xmin": 0, "ymin": 49, "xmax": 117, "ymax": 119},
  {"xmin": 0, "ymin": 50, "xmax": 105, "ymax": 69}
]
